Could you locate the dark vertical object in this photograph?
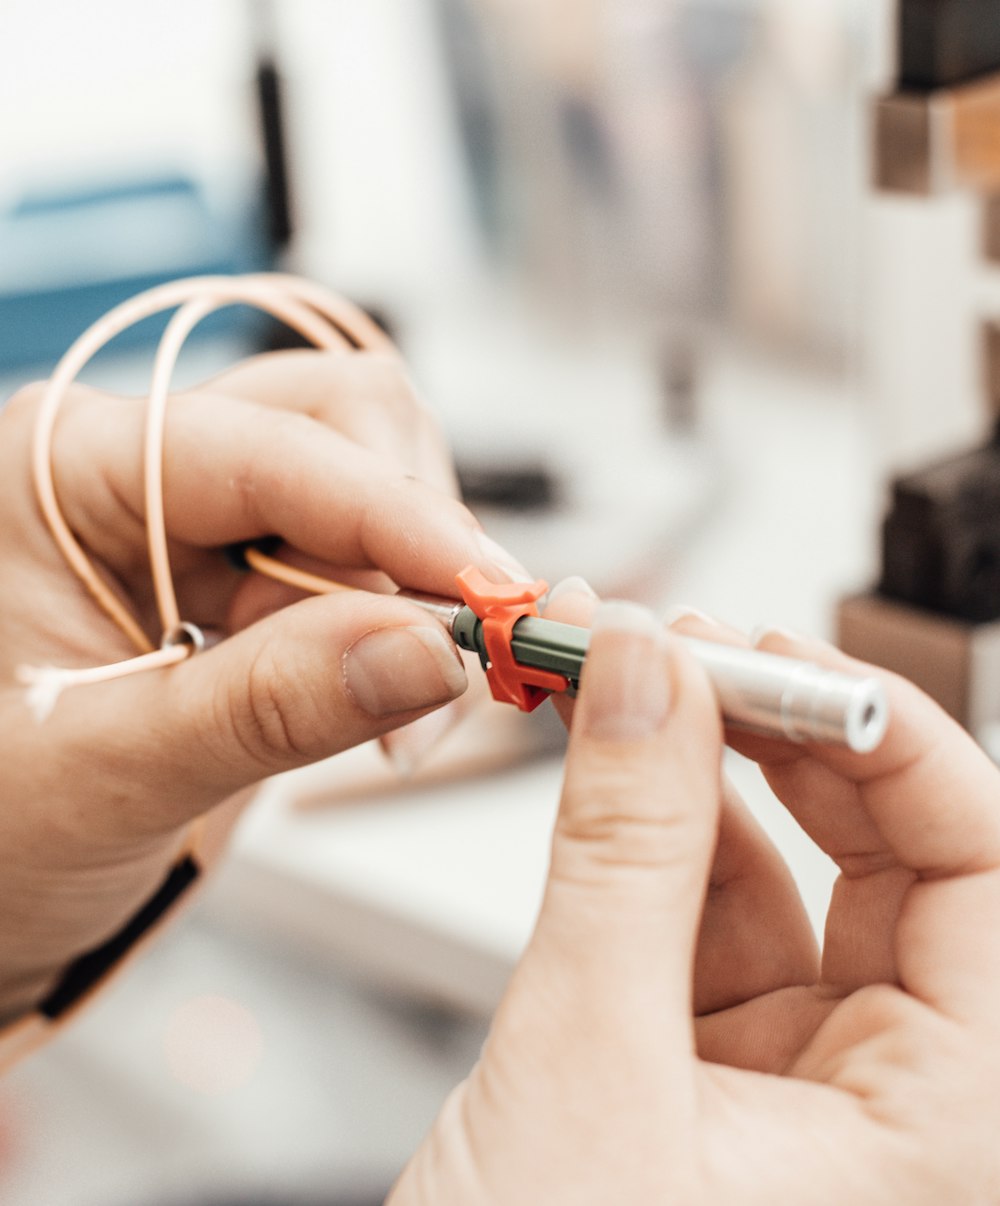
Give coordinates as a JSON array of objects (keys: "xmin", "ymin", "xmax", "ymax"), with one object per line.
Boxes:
[
  {"xmin": 250, "ymin": 0, "xmax": 293, "ymax": 258},
  {"xmin": 257, "ymin": 55, "xmax": 293, "ymax": 254},
  {"xmin": 898, "ymin": 0, "xmax": 1000, "ymax": 90},
  {"xmin": 249, "ymin": 0, "xmax": 310, "ymax": 353}
]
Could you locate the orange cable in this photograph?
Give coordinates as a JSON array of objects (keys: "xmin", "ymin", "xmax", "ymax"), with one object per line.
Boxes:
[{"xmin": 243, "ymin": 546, "xmax": 355, "ymax": 597}]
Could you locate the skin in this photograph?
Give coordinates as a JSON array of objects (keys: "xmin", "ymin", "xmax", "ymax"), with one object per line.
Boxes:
[
  {"xmin": 0, "ymin": 348, "xmax": 522, "ymax": 1023},
  {"xmin": 391, "ymin": 589, "xmax": 1000, "ymax": 1204}
]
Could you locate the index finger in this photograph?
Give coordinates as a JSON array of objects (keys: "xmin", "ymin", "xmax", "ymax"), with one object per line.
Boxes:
[
  {"xmin": 44, "ymin": 383, "xmax": 528, "ymax": 600},
  {"xmin": 749, "ymin": 630, "xmax": 1000, "ymax": 1027},
  {"xmin": 202, "ymin": 349, "xmax": 461, "ymax": 498},
  {"xmin": 749, "ymin": 631, "xmax": 1000, "ymax": 880}
]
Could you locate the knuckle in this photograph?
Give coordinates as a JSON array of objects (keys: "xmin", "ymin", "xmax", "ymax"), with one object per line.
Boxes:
[
  {"xmin": 0, "ymin": 385, "xmax": 43, "ymax": 469},
  {"xmin": 556, "ymin": 758, "xmax": 705, "ymax": 874},
  {"xmin": 843, "ymin": 983, "xmax": 926, "ymax": 1034},
  {"xmin": 355, "ymin": 351, "xmax": 415, "ymax": 400},
  {"xmin": 218, "ymin": 643, "xmax": 328, "ymax": 770},
  {"xmin": 352, "ymin": 354, "xmax": 437, "ymax": 430},
  {"xmin": 392, "ymin": 472, "xmax": 477, "ymax": 525},
  {"xmin": 4, "ymin": 380, "xmax": 46, "ymax": 423},
  {"xmin": 234, "ymin": 408, "xmax": 315, "ymax": 511},
  {"xmin": 366, "ymin": 473, "xmax": 456, "ymax": 533},
  {"xmin": 2, "ymin": 381, "xmax": 112, "ymax": 483}
]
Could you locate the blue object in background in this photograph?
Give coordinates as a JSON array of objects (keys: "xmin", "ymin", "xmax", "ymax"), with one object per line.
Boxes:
[{"xmin": 0, "ymin": 174, "xmax": 272, "ymax": 375}]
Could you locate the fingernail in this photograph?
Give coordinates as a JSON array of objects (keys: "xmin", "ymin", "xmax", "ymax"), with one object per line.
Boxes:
[
  {"xmin": 475, "ymin": 532, "xmax": 533, "ymax": 583},
  {"xmin": 750, "ymin": 623, "xmax": 803, "ymax": 648},
  {"xmin": 580, "ymin": 601, "xmax": 671, "ymax": 741},
  {"xmin": 545, "ymin": 576, "xmax": 598, "ymax": 607},
  {"xmin": 663, "ymin": 604, "xmax": 718, "ymax": 628},
  {"xmin": 343, "ymin": 626, "xmax": 467, "ymax": 717},
  {"xmin": 381, "ymin": 704, "xmax": 461, "ymax": 778}
]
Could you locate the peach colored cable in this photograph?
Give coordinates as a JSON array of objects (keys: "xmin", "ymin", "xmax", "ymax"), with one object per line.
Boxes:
[
  {"xmin": 138, "ymin": 284, "xmax": 354, "ymax": 876},
  {"xmin": 143, "ymin": 288, "xmax": 350, "ymax": 636},
  {"xmin": 31, "ymin": 273, "xmax": 391, "ymax": 647},
  {"xmin": 32, "ymin": 278, "xmax": 274, "ymax": 653},
  {"xmin": 23, "ymin": 274, "xmax": 392, "ymax": 717},
  {"xmin": 243, "ymin": 545, "xmax": 355, "ymax": 596}
]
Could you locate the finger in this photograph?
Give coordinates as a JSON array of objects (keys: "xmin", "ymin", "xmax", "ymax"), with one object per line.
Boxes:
[
  {"xmin": 662, "ymin": 616, "xmax": 822, "ymax": 1009},
  {"xmin": 523, "ymin": 601, "xmax": 723, "ymax": 1058},
  {"xmin": 663, "ymin": 618, "xmax": 908, "ymax": 993},
  {"xmin": 48, "ymin": 371, "xmax": 489, "ymax": 782},
  {"xmin": 50, "ymin": 385, "xmax": 528, "ymax": 602},
  {"xmin": 21, "ymin": 591, "xmax": 469, "ymax": 843},
  {"xmin": 543, "ymin": 590, "xmax": 818, "ymax": 1011},
  {"xmin": 664, "ymin": 614, "xmax": 821, "ymax": 1011},
  {"xmin": 213, "ymin": 538, "xmax": 478, "ymax": 773},
  {"xmin": 694, "ymin": 777, "xmax": 819, "ymax": 1014},
  {"xmin": 751, "ymin": 629, "xmax": 1000, "ymax": 1024},
  {"xmin": 695, "ymin": 986, "xmax": 838, "ymax": 1073},
  {"xmin": 748, "ymin": 627, "xmax": 1000, "ymax": 877},
  {"xmin": 202, "ymin": 349, "xmax": 460, "ymax": 495}
]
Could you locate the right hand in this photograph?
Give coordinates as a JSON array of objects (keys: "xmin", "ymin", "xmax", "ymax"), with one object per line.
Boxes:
[{"xmin": 392, "ymin": 592, "xmax": 1000, "ymax": 1204}]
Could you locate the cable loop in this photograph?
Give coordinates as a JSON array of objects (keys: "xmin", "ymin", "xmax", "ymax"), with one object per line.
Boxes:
[{"xmin": 23, "ymin": 273, "xmax": 388, "ymax": 715}]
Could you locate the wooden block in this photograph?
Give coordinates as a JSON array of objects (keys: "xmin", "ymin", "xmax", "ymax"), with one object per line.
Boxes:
[
  {"xmin": 837, "ymin": 592, "xmax": 971, "ymax": 722},
  {"xmin": 873, "ymin": 72, "xmax": 1000, "ymax": 195},
  {"xmin": 838, "ymin": 591, "xmax": 1000, "ymax": 749}
]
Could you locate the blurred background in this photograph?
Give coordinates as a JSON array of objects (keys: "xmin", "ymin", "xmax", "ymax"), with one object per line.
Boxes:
[{"xmin": 1, "ymin": 1, "xmax": 996, "ymax": 1203}]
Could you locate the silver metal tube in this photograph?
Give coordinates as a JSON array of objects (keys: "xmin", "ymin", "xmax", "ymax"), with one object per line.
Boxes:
[{"xmin": 681, "ymin": 637, "xmax": 888, "ymax": 753}]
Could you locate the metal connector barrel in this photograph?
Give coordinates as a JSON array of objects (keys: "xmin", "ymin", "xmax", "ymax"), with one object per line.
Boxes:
[{"xmin": 680, "ymin": 636, "xmax": 888, "ymax": 752}]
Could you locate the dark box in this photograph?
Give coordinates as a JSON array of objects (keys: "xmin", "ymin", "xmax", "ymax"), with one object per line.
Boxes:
[
  {"xmin": 900, "ymin": 0, "xmax": 1000, "ymax": 89},
  {"xmin": 879, "ymin": 436, "xmax": 1000, "ymax": 622}
]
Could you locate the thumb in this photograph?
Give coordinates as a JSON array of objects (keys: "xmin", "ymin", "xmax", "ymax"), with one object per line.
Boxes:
[
  {"xmin": 529, "ymin": 602, "xmax": 724, "ymax": 1031},
  {"xmin": 46, "ymin": 592, "xmax": 468, "ymax": 840}
]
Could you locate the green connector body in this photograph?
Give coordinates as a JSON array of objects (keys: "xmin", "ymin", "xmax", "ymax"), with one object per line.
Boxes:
[{"xmin": 452, "ymin": 606, "xmax": 589, "ymax": 694}]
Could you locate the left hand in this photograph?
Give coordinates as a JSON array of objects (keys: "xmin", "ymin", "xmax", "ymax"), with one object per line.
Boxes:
[{"xmin": 0, "ymin": 348, "xmax": 524, "ymax": 1023}]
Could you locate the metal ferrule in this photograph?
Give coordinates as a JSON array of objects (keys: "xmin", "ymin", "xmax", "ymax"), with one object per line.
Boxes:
[{"xmin": 397, "ymin": 591, "xmax": 466, "ymax": 633}]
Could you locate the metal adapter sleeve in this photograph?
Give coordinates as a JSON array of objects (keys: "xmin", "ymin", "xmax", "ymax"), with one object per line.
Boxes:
[{"xmin": 683, "ymin": 638, "xmax": 889, "ymax": 753}]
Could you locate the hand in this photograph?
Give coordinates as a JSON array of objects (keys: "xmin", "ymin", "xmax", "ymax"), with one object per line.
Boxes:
[
  {"xmin": 0, "ymin": 350, "xmax": 525, "ymax": 1023},
  {"xmin": 391, "ymin": 587, "xmax": 1000, "ymax": 1204}
]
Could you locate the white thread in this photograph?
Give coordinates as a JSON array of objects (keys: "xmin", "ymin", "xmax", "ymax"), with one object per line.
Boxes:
[{"xmin": 17, "ymin": 644, "xmax": 191, "ymax": 720}]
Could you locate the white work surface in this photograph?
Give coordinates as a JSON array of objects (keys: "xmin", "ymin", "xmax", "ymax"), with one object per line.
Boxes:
[{"xmin": 210, "ymin": 345, "xmax": 885, "ymax": 1016}]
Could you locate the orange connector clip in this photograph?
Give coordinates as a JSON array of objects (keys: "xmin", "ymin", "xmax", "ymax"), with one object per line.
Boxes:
[{"xmin": 456, "ymin": 566, "xmax": 569, "ymax": 712}]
